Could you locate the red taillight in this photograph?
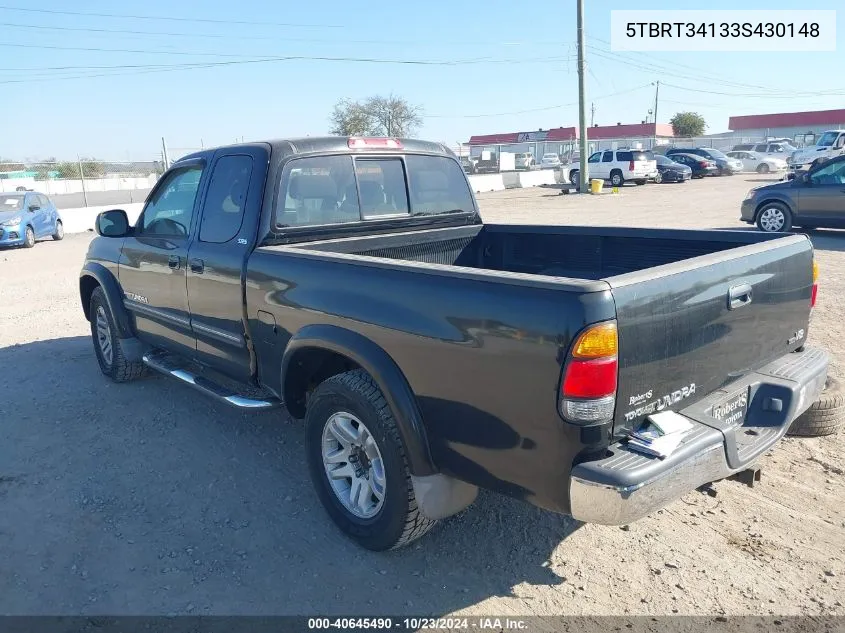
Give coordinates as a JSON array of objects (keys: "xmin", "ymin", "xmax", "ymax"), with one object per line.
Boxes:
[
  {"xmin": 698, "ymin": 161, "xmax": 707, "ymax": 168},
  {"xmin": 811, "ymin": 260, "xmax": 819, "ymax": 308},
  {"xmin": 348, "ymin": 137, "xmax": 403, "ymax": 149},
  {"xmin": 562, "ymin": 357, "xmax": 618, "ymax": 398},
  {"xmin": 628, "ymin": 160, "xmax": 635, "ymax": 171},
  {"xmin": 559, "ymin": 322, "xmax": 618, "ymax": 425}
]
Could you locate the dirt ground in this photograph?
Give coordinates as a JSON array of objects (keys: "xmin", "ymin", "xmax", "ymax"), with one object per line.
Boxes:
[{"xmin": 0, "ymin": 173, "xmax": 842, "ymax": 617}]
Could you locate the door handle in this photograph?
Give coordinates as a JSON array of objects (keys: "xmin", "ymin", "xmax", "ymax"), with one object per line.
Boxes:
[
  {"xmin": 189, "ymin": 258, "xmax": 205, "ymax": 274},
  {"xmin": 728, "ymin": 284, "xmax": 753, "ymax": 310},
  {"xmin": 168, "ymin": 255, "xmax": 181, "ymax": 270}
]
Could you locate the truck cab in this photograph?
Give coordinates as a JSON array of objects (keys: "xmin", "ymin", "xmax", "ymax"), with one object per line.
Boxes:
[{"xmin": 790, "ymin": 130, "xmax": 845, "ymax": 169}]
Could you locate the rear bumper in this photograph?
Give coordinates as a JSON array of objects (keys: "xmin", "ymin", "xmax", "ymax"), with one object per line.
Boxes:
[{"xmin": 569, "ymin": 346, "xmax": 828, "ymax": 525}]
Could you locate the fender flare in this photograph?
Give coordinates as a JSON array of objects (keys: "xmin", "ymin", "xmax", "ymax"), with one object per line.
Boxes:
[
  {"xmin": 754, "ymin": 196, "xmax": 795, "ymax": 221},
  {"xmin": 79, "ymin": 262, "xmax": 134, "ymax": 339},
  {"xmin": 282, "ymin": 324, "xmax": 437, "ymax": 476}
]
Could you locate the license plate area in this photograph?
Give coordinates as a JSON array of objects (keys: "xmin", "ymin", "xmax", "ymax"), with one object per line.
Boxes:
[{"xmin": 711, "ymin": 387, "xmax": 750, "ymax": 426}]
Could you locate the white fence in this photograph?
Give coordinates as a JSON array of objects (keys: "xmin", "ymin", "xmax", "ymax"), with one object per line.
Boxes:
[{"xmin": 0, "ymin": 175, "xmax": 157, "ymax": 195}]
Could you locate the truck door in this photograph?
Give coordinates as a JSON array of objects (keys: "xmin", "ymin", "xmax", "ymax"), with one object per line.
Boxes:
[
  {"xmin": 118, "ymin": 160, "xmax": 206, "ymax": 357},
  {"xmin": 186, "ymin": 147, "xmax": 269, "ymax": 381}
]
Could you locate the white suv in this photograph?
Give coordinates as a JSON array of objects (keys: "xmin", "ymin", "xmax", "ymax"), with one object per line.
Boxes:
[{"xmin": 573, "ymin": 149, "xmax": 657, "ymax": 187}]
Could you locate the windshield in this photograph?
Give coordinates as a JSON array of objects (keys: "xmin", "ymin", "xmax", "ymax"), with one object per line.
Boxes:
[
  {"xmin": 817, "ymin": 131, "xmax": 840, "ymax": 147},
  {"xmin": 0, "ymin": 194, "xmax": 24, "ymax": 212},
  {"xmin": 705, "ymin": 149, "xmax": 728, "ymax": 159}
]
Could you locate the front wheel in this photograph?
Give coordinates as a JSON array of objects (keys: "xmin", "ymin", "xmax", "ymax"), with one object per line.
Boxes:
[
  {"xmin": 23, "ymin": 226, "xmax": 35, "ymax": 248},
  {"xmin": 89, "ymin": 287, "xmax": 147, "ymax": 382},
  {"xmin": 756, "ymin": 202, "xmax": 792, "ymax": 233},
  {"xmin": 569, "ymin": 170, "xmax": 580, "ymax": 189},
  {"xmin": 654, "ymin": 172, "xmax": 663, "ymax": 184},
  {"xmin": 610, "ymin": 171, "xmax": 624, "ymax": 187},
  {"xmin": 52, "ymin": 220, "xmax": 64, "ymax": 241},
  {"xmin": 757, "ymin": 163, "xmax": 770, "ymax": 174},
  {"xmin": 305, "ymin": 369, "xmax": 436, "ymax": 551}
]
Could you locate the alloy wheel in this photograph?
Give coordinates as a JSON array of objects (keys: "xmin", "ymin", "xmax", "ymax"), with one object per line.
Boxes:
[
  {"xmin": 95, "ymin": 305, "xmax": 113, "ymax": 366},
  {"xmin": 758, "ymin": 207, "xmax": 786, "ymax": 232}
]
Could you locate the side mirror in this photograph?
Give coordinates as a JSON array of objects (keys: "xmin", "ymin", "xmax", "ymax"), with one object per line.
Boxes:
[
  {"xmin": 95, "ymin": 209, "xmax": 131, "ymax": 237},
  {"xmin": 786, "ymin": 172, "xmax": 796, "ymax": 181},
  {"xmin": 801, "ymin": 173, "xmax": 810, "ymax": 185},
  {"xmin": 28, "ymin": 205, "xmax": 40, "ymax": 212}
]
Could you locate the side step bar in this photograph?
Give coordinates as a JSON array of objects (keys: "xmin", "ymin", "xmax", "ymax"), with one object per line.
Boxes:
[{"xmin": 142, "ymin": 354, "xmax": 281, "ymax": 410}]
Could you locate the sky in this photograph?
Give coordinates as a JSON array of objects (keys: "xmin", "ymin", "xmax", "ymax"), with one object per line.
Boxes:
[{"xmin": 1, "ymin": 0, "xmax": 843, "ymax": 161}]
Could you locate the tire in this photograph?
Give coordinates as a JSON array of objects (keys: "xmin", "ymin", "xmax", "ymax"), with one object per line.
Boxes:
[
  {"xmin": 788, "ymin": 377, "xmax": 845, "ymax": 437},
  {"xmin": 89, "ymin": 287, "xmax": 147, "ymax": 383},
  {"xmin": 757, "ymin": 163, "xmax": 770, "ymax": 174},
  {"xmin": 305, "ymin": 369, "xmax": 436, "ymax": 551},
  {"xmin": 23, "ymin": 226, "xmax": 35, "ymax": 248},
  {"xmin": 755, "ymin": 202, "xmax": 792, "ymax": 233},
  {"xmin": 610, "ymin": 171, "xmax": 624, "ymax": 187},
  {"xmin": 569, "ymin": 170, "xmax": 580, "ymax": 189},
  {"xmin": 654, "ymin": 172, "xmax": 663, "ymax": 184},
  {"xmin": 52, "ymin": 220, "xmax": 64, "ymax": 241}
]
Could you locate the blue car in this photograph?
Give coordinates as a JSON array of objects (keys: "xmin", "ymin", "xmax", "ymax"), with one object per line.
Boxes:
[{"xmin": 0, "ymin": 191, "xmax": 63, "ymax": 248}]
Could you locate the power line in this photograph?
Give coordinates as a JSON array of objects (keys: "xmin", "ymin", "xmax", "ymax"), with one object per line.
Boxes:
[{"xmin": 0, "ymin": 4, "xmax": 343, "ymax": 28}]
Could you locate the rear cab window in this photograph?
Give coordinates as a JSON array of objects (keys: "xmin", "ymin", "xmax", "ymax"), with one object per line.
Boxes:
[{"xmin": 275, "ymin": 153, "xmax": 475, "ymax": 229}]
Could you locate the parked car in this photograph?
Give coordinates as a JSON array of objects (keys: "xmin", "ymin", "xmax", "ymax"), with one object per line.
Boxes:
[
  {"xmin": 475, "ymin": 150, "xmax": 499, "ymax": 173},
  {"xmin": 732, "ymin": 142, "xmax": 796, "ymax": 160},
  {"xmin": 789, "ymin": 130, "xmax": 845, "ymax": 170},
  {"xmin": 540, "ymin": 153, "xmax": 562, "ymax": 168},
  {"xmin": 460, "ymin": 156, "xmax": 478, "ymax": 174},
  {"xmin": 80, "ymin": 136, "xmax": 827, "ymax": 551},
  {"xmin": 741, "ymin": 154, "xmax": 845, "ymax": 232},
  {"xmin": 653, "ymin": 154, "xmax": 692, "ymax": 183},
  {"xmin": 726, "ymin": 151, "xmax": 788, "ymax": 174},
  {"xmin": 666, "ymin": 148, "xmax": 743, "ymax": 176},
  {"xmin": 514, "ymin": 152, "xmax": 535, "ymax": 170},
  {"xmin": 573, "ymin": 149, "xmax": 656, "ymax": 187},
  {"xmin": 0, "ymin": 191, "xmax": 63, "ymax": 248},
  {"xmin": 665, "ymin": 152, "xmax": 719, "ymax": 178}
]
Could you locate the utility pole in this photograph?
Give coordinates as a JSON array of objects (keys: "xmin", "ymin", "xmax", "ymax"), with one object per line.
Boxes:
[
  {"xmin": 161, "ymin": 136, "xmax": 170, "ymax": 170},
  {"xmin": 77, "ymin": 155, "xmax": 88, "ymax": 207},
  {"xmin": 576, "ymin": 0, "xmax": 589, "ymax": 193},
  {"xmin": 590, "ymin": 102, "xmax": 596, "ymax": 127},
  {"xmin": 652, "ymin": 80, "xmax": 660, "ymax": 138}
]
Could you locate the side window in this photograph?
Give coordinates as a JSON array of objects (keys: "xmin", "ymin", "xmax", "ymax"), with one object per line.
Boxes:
[
  {"xmin": 199, "ymin": 155, "xmax": 254, "ymax": 243},
  {"xmin": 355, "ymin": 159, "xmax": 409, "ymax": 218},
  {"xmin": 809, "ymin": 160, "xmax": 845, "ymax": 186},
  {"xmin": 587, "ymin": 153, "xmax": 601, "ymax": 163},
  {"xmin": 836, "ymin": 135, "xmax": 845, "ymax": 149},
  {"xmin": 38, "ymin": 194, "xmax": 50, "ymax": 208},
  {"xmin": 278, "ymin": 155, "xmax": 359, "ymax": 227},
  {"xmin": 753, "ymin": 144, "xmax": 767, "ymax": 152},
  {"xmin": 138, "ymin": 166, "xmax": 203, "ymax": 237},
  {"xmin": 602, "ymin": 151, "xmax": 613, "ymax": 162}
]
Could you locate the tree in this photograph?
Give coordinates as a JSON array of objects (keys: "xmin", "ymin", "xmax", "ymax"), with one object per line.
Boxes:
[
  {"xmin": 670, "ymin": 112, "xmax": 707, "ymax": 138},
  {"xmin": 329, "ymin": 94, "xmax": 423, "ymax": 138}
]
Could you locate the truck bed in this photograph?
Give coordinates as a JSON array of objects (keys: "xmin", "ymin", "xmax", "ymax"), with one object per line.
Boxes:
[{"xmin": 286, "ymin": 223, "xmax": 788, "ymax": 281}]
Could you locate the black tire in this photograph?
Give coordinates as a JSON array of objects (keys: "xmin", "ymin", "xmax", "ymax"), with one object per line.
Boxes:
[
  {"xmin": 52, "ymin": 220, "xmax": 64, "ymax": 241},
  {"xmin": 305, "ymin": 369, "xmax": 436, "ymax": 551},
  {"xmin": 610, "ymin": 170, "xmax": 624, "ymax": 187},
  {"xmin": 757, "ymin": 163, "xmax": 770, "ymax": 174},
  {"xmin": 23, "ymin": 226, "xmax": 35, "ymax": 248},
  {"xmin": 89, "ymin": 287, "xmax": 147, "ymax": 383},
  {"xmin": 788, "ymin": 377, "xmax": 845, "ymax": 437},
  {"xmin": 569, "ymin": 170, "xmax": 580, "ymax": 189},
  {"xmin": 654, "ymin": 172, "xmax": 664, "ymax": 184},
  {"xmin": 755, "ymin": 202, "xmax": 792, "ymax": 233}
]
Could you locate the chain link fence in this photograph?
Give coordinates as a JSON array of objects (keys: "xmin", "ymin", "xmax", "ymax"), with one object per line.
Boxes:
[{"xmin": 0, "ymin": 159, "xmax": 165, "ymax": 209}]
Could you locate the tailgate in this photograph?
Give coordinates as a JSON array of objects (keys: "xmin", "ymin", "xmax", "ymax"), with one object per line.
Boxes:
[{"xmin": 607, "ymin": 234, "xmax": 814, "ymax": 435}]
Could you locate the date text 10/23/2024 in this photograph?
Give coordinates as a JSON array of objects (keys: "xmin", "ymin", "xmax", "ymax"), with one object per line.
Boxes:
[{"xmin": 307, "ymin": 618, "xmax": 528, "ymax": 631}]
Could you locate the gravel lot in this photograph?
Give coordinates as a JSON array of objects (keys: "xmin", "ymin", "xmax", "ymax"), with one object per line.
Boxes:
[{"xmin": 1, "ymin": 174, "xmax": 843, "ymax": 617}]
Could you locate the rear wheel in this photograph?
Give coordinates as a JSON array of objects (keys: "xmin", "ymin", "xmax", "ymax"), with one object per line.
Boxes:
[
  {"xmin": 755, "ymin": 202, "xmax": 792, "ymax": 233},
  {"xmin": 654, "ymin": 172, "xmax": 663, "ymax": 184},
  {"xmin": 23, "ymin": 226, "xmax": 35, "ymax": 248},
  {"xmin": 305, "ymin": 369, "xmax": 436, "ymax": 551},
  {"xmin": 757, "ymin": 163, "xmax": 770, "ymax": 174},
  {"xmin": 52, "ymin": 220, "xmax": 64, "ymax": 241},
  {"xmin": 569, "ymin": 170, "xmax": 580, "ymax": 189},
  {"xmin": 89, "ymin": 287, "xmax": 147, "ymax": 382},
  {"xmin": 788, "ymin": 377, "xmax": 845, "ymax": 437},
  {"xmin": 609, "ymin": 171, "xmax": 624, "ymax": 187}
]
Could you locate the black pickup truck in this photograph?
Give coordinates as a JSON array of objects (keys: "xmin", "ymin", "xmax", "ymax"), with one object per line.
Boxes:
[{"xmin": 80, "ymin": 136, "xmax": 827, "ymax": 550}]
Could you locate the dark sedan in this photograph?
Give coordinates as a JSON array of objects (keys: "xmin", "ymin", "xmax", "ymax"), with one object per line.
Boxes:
[
  {"xmin": 667, "ymin": 147, "xmax": 743, "ymax": 176},
  {"xmin": 653, "ymin": 154, "xmax": 692, "ymax": 183},
  {"xmin": 741, "ymin": 155, "xmax": 845, "ymax": 232},
  {"xmin": 666, "ymin": 152, "xmax": 719, "ymax": 179}
]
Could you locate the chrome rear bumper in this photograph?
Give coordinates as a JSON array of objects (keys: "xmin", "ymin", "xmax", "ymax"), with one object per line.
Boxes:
[{"xmin": 569, "ymin": 346, "xmax": 828, "ymax": 525}]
